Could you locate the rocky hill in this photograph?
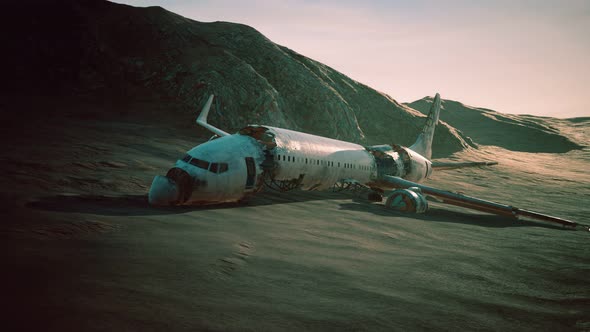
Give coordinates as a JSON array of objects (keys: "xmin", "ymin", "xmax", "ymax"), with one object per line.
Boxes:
[
  {"xmin": 3, "ymin": 0, "xmax": 473, "ymax": 158},
  {"xmin": 407, "ymin": 98, "xmax": 583, "ymax": 153}
]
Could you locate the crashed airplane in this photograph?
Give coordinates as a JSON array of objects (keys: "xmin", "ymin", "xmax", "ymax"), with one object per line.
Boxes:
[{"xmin": 148, "ymin": 94, "xmax": 588, "ymax": 231}]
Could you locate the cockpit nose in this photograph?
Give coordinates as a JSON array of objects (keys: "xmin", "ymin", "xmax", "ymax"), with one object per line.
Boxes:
[
  {"xmin": 148, "ymin": 167, "xmax": 193, "ymax": 206},
  {"xmin": 148, "ymin": 175, "xmax": 180, "ymax": 206}
]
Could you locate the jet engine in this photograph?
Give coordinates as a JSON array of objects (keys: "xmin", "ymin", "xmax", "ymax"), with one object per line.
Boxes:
[{"xmin": 384, "ymin": 187, "xmax": 428, "ymax": 213}]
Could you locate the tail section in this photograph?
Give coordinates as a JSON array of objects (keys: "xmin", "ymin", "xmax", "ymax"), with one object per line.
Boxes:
[
  {"xmin": 196, "ymin": 95, "xmax": 230, "ymax": 137},
  {"xmin": 409, "ymin": 93, "xmax": 441, "ymax": 159}
]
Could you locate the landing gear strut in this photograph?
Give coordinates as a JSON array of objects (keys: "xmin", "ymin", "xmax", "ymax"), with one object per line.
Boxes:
[{"xmin": 367, "ymin": 191, "xmax": 383, "ymax": 202}]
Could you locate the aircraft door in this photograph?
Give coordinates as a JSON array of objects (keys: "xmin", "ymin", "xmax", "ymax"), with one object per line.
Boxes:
[{"xmin": 245, "ymin": 157, "xmax": 256, "ymax": 190}]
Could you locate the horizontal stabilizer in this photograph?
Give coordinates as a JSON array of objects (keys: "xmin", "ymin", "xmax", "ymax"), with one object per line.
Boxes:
[
  {"xmin": 431, "ymin": 161, "xmax": 498, "ymax": 170},
  {"xmin": 381, "ymin": 175, "xmax": 588, "ymax": 231}
]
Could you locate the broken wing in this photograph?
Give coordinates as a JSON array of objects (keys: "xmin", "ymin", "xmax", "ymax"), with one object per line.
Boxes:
[
  {"xmin": 381, "ymin": 175, "xmax": 589, "ymax": 231},
  {"xmin": 431, "ymin": 161, "xmax": 498, "ymax": 170}
]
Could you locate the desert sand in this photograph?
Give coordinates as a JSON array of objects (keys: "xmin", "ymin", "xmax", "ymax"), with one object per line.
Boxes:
[
  {"xmin": 1, "ymin": 104, "xmax": 588, "ymax": 331},
  {"xmin": 1, "ymin": 1, "xmax": 588, "ymax": 330}
]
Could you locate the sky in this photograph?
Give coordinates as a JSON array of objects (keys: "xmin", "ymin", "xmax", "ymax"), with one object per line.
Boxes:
[{"xmin": 113, "ymin": 0, "xmax": 590, "ymax": 118}]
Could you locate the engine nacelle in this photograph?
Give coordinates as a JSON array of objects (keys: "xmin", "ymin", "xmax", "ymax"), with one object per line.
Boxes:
[
  {"xmin": 385, "ymin": 187, "xmax": 429, "ymax": 213},
  {"xmin": 393, "ymin": 146, "xmax": 432, "ymax": 182}
]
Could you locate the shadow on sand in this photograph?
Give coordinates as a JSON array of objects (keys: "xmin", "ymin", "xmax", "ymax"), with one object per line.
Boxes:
[
  {"xmin": 27, "ymin": 192, "xmax": 569, "ymax": 231},
  {"xmin": 25, "ymin": 190, "xmax": 349, "ymax": 216}
]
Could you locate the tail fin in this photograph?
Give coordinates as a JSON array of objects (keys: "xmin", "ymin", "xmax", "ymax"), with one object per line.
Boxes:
[
  {"xmin": 409, "ymin": 93, "xmax": 441, "ymax": 159},
  {"xmin": 196, "ymin": 95, "xmax": 230, "ymax": 137}
]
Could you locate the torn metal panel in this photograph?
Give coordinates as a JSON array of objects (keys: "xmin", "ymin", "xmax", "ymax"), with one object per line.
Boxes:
[{"xmin": 366, "ymin": 144, "xmax": 432, "ymax": 183}]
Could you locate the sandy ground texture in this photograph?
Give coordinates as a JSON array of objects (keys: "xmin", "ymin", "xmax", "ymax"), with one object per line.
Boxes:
[{"xmin": 0, "ymin": 108, "xmax": 589, "ymax": 331}]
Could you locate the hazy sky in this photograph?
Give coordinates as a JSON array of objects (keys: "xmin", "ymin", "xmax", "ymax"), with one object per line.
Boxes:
[{"xmin": 114, "ymin": 0, "xmax": 589, "ymax": 118}]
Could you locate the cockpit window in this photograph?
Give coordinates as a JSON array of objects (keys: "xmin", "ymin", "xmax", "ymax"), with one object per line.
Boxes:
[
  {"xmin": 183, "ymin": 154, "xmax": 228, "ymax": 173},
  {"xmin": 209, "ymin": 162, "xmax": 229, "ymax": 174},
  {"xmin": 190, "ymin": 158, "xmax": 209, "ymax": 170},
  {"xmin": 219, "ymin": 163, "xmax": 228, "ymax": 173}
]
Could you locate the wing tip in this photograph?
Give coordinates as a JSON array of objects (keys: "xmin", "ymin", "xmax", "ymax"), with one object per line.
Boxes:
[{"xmin": 196, "ymin": 94, "xmax": 230, "ymax": 137}]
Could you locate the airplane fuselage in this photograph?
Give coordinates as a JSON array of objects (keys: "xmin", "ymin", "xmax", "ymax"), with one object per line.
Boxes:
[{"xmin": 148, "ymin": 124, "xmax": 433, "ymax": 206}]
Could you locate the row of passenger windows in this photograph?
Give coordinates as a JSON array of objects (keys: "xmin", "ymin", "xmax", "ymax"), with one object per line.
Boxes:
[
  {"xmin": 182, "ymin": 154, "xmax": 229, "ymax": 174},
  {"xmin": 275, "ymin": 154, "xmax": 370, "ymax": 171}
]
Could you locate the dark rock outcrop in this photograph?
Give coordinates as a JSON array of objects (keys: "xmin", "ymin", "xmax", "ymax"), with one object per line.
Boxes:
[{"xmin": 3, "ymin": 0, "xmax": 473, "ymax": 158}]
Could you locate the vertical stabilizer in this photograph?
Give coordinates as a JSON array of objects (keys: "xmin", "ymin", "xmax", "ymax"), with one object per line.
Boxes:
[
  {"xmin": 196, "ymin": 95, "xmax": 230, "ymax": 137},
  {"xmin": 409, "ymin": 93, "xmax": 441, "ymax": 159}
]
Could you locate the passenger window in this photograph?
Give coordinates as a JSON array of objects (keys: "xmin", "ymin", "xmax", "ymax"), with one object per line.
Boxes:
[
  {"xmin": 305, "ymin": 158, "xmax": 308, "ymax": 164},
  {"xmin": 190, "ymin": 158, "xmax": 209, "ymax": 170}
]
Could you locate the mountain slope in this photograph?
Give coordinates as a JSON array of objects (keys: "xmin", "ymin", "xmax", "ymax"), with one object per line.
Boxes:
[
  {"xmin": 3, "ymin": 0, "xmax": 472, "ymax": 158},
  {"xmin": 407, "ymin": 97, "xmax": 583, "ymax": 153}
]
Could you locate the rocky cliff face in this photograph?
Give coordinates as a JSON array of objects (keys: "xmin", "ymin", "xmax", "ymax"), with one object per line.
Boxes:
[
  {"xmin": 407, "ymin": 97, "xmax": 582, "ymax": 153},
  {"xmin": 4, "ymin": 0, "xmax": 473, "ymax": 158}
]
